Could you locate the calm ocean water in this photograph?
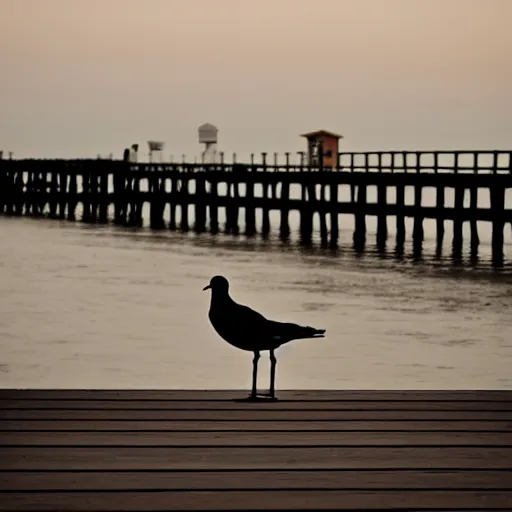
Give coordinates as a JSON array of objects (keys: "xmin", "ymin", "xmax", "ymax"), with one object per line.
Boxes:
[{"xmin": 0, "ymin": 210, "xmax": 511, "ymax": 390}]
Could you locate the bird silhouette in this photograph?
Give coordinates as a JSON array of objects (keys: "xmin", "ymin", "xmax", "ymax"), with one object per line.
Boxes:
[{"xmin": 203, "ymin": 275, "xmax": 326, "ymax": 400}]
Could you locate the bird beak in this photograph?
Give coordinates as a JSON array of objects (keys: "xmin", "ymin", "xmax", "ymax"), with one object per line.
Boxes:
[{"xmin": 203, "ymin": 284, "xmax": 211, "ymax": 291}]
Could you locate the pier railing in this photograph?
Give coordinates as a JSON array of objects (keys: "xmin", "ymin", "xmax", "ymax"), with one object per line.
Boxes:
[{"xmin": 135, "ymin": 150, "xmax": 512, "ymax": 174}]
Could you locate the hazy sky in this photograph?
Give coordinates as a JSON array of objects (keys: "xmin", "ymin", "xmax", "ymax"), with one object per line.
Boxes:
[{"xmin": 1, "ymin": 0, "xmax": 511, "ymax": 159}]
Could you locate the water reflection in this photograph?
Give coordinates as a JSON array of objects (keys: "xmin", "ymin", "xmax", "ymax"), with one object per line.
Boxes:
[
  {"xmin": 4, "ymin": 215, "xmax": 510, "ymax": 278},
  {"xmin": 72, "ymin": 221, "xmax": 512, "ymax": 282}
]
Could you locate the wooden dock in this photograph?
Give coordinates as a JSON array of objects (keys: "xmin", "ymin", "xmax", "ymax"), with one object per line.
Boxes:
[
  {"xmin": 0, "ymin": 389, "xmax": 511, "ymax": 510},
  {"xmin": 1, "ymin": 150, "xmax": 511, "ymax": 264}
]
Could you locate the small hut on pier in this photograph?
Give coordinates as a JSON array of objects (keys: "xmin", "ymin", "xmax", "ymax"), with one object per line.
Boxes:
[{"xmin": 301, "ymin": 129, "xmax": 343, "ymax": 169}]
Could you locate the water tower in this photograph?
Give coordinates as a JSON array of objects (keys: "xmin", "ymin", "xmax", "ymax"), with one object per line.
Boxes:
[
  {"xmin": 198, "ymin": 123, "xmax": 218, "ymax": 163},
  {"xmin": 147, "ymin": 141, "xmax": 165, "ymax": 163}
]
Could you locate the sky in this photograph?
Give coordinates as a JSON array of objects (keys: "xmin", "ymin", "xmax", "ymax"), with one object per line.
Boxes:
[{"xmin": 1, "ymin": 0, "xmax": 511, "ymax": 160}]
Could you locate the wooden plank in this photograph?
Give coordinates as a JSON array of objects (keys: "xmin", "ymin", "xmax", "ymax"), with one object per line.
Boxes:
[
  {"xmin": 1, "ymin": 431, "xmax": 511, "ymax": 447},
  {"xmin": 1, "ymin": 446, "xmax": 509, "ymax": 470},
  {"xmin": 1, "ymin": 490, "xmax": 511, "ymax": 510},
  {"xmin": 2, "ymin": 420, "xmax": 510, "ymax": 431},
  {"xmin": 3, "ymin": 399, "xmax": 512, "ymax": 410},
  {"xmin": 2, "ymin": 469, "xmax": 511, "ymax": 491},
  {"xmin": 1, "ymin": 389, "xmax": 511, "ymax": 401},
  {"xmin": 2, "ymin": 409, "xmax": 511, "ymax": 421}
]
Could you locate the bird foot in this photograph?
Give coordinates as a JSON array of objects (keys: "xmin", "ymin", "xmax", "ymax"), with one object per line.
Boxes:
[{"xmin": 244, "ymin": 392, "xmax": 278, "ymax": 402}]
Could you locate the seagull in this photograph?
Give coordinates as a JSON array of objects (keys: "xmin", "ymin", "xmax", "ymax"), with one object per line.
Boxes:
[{"xmin": 203, "ymin": 275, "xmax": 326, "ymax": 400}]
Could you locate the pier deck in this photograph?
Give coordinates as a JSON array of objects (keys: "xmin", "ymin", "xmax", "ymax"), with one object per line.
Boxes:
[{"xmin": 0, "ymin": 389, "xmax": 511, "ymax": 510}]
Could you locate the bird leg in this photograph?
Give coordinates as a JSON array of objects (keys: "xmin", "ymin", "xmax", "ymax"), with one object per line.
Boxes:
[
  {"xmin": 250, "ymin": 351, "xmax": 260, "ymax": 399},
  {"xmin": 269, "ymin": 349, "xmax": 277, "ymax": 399}
]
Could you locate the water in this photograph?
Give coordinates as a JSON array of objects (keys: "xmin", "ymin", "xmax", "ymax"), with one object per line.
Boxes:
[{"xmin": 0, "ymin": 215, "xmax": 511, "ymax": 390}]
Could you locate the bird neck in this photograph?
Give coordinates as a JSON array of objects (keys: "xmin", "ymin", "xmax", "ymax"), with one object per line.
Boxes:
[{"xmin": 210, "ymin": 289, "xmax": 232, "ymax": 308}]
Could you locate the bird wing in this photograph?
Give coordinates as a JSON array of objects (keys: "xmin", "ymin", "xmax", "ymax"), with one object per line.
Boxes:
[
  {"xmin": 222, "ymin": 301, "xmax": 325, "ymax": 350},
  {"xmin": 235, "ymin": 302, "xmax": 325, "ymax": 343},
  {"xmin": 233, "ymin": 302, "xmax": 269, "ymax": 326}
]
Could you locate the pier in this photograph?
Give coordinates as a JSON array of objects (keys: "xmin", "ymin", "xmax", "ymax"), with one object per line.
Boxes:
[
  {"xmin": 1, "ymin": 149, "xmax": 511, "ymax": 264},
  {"xmin": 1, "ymin": 389, "xmax": 511, "ymax": 510}
]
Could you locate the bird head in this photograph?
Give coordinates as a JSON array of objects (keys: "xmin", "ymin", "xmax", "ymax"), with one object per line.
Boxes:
[{"xmin": 203, "ymin": 275, "xmax": 229, "ymax": 293}]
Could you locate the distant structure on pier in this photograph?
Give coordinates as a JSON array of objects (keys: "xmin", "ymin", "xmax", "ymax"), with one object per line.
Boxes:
[
  {"xmin": 147, "ymin": 141, "xmax": 165, "ymax": 163},
  {"xmin": 301, "ymin": 129, "xmax": 343, "ymax": 169},
  {"xmin": 198, "ymin": 123, "xmax": 218, "ymax": 164},
  {"xmin": 130, "ymin": 144, "xmax": 139, "ymax": 163}
]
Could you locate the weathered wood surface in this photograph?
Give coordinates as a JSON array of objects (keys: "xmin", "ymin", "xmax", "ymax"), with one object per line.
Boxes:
[
  {"xmin": 2, "ymin": 446, "xmax": 511, "ymax": 470},
  {"xmin": 2, "ymin": 470, "xmax": 511, "ymax": 491},
  {"xmin": 3, "ymin": 490, "xmax": 512, "ymax": 511},
  {"xmin": 2, "ymin": 491, "xmax": 512, "ymax": 511},
  {"xmin": 1, "ymin": 389, "xmax": 511, "ymax": 511},
  {"xmin": 2, "ymin": 431, "xmax": 511, "ymax": 446},
  {"xmin": 4, "ymin": 409, "xmax": 512, "ymax": 420},
  {"xmin": 2, "ymin": 389, "xmax": 511, "ymax": 400},
  {"xmin": 2, "ymin": 419, "xmax": 511, "ymax": 431},
  {"xmin": 3, "ymin": 399, "xmax": 512, "ymax": 409}
]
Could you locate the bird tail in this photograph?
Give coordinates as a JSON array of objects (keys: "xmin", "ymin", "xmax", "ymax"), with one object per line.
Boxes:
[
  {"xmin": 298, "ymin": 326, "xmax": 326, "ymax": 339},
  {"xmin": 274, "ymin": 322, "xmax": 326, "ymax": 341}
]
